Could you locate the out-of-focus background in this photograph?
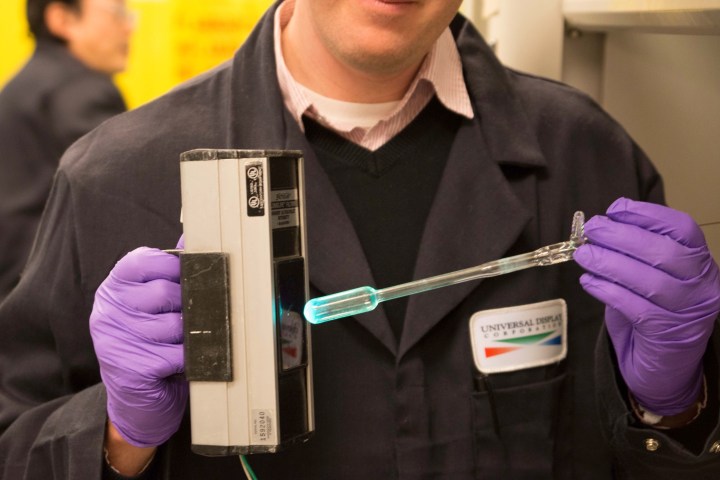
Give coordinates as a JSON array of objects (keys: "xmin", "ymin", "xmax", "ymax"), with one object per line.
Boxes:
[
  {"xmin": 0, "ymin": 0, "xmax": 274, "ymax": 109},
  {"xmin": 2, "ymin": 0, "xmax": 719, "ymax": 256}
]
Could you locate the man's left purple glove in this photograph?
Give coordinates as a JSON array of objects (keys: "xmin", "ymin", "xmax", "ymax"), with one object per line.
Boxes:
[
  {"xmin": 574, "ymin": 198, "xmax": 720, "ymax": 416},
  {"xmin": 90, "ymin": 241, "xmax": 187, "ymax": 448}
]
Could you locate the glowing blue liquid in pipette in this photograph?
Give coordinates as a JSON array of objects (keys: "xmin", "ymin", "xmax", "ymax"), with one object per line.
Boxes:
[
  {"xmin": 304, "ymin": 211, "xmax": 587, "ymax": 324},
  {"xmin": 303, "ymin": 286, "xmax": 378, "ymax": 324}
]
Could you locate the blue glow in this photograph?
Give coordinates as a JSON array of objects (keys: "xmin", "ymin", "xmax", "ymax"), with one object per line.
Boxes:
[{"xmin": 303, "ymin": 286, "xmax": 378, "ymax": 324}]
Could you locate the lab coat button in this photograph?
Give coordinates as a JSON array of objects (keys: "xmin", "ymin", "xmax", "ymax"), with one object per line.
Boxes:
[
  {"xmin": 710, "ymin": 442, "xmax": 720, "ymax": 454},
  {"xmin": 644, "ymin": 438, "xmax": 660, "ymax": 452}
]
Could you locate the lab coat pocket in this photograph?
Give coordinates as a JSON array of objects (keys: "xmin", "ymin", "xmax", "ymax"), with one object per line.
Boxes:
[{"xmin": 471, "ymin": 371, "xmax": 572, "ymax": 479}]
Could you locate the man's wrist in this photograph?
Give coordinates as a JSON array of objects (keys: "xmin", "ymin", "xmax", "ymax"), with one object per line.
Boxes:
[
  {"xmin": 629, "ymin": 376, "xmax": 708, "ymax": 429},
  {"xmin": 104, "ymin": 420, "xmax": 157, "ymax": 477}
]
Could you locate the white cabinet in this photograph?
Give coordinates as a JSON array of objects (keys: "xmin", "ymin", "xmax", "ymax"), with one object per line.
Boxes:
[
  {"xmin": 459, "ymin": 0, "xmax": 720, "ymax": 257},
  {"xmin": 462, "ymin": 0, "xmax": 566, "ymax": 80},
  {"xmin": 600, "ymin": 31, "xmax": 720, "ymax": 257}
]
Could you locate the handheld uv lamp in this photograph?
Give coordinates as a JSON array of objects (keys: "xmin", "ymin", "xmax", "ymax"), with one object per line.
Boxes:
[{"xmin": 178, "ymin": 149, "xmax": 314, "ymax": 455}]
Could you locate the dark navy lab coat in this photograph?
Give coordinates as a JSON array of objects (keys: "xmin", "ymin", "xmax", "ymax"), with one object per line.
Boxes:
[
  {"xmin": 1, "ymin": 4, "xmax": 719, "ymax": 479},
  {"xmin": 0, "ymin": 41, "xmax": 126, "ymax": 303}
]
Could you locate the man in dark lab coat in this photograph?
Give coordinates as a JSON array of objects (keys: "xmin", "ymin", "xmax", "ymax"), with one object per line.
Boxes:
[
  {"xmin": 0, "ymin": 0, "xmax": 133, "ymax": 302},
  {"xmin": 1, "ymin": 1, "xmax": 719, "ymax": 479}
]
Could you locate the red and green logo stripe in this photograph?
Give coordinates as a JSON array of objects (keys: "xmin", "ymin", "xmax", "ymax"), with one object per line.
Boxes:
[{"xmin": 484, "ymin": 331, "xmax": 561, "ymax": 358}]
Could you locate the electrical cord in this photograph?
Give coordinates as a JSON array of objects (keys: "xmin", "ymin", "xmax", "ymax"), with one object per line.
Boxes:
[{"xmin": 240, "ymin": 455, "xmax": 259, "ymax": 480}]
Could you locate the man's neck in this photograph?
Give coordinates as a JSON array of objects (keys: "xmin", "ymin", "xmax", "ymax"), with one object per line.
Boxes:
[{"xmin": 280, "ymin": 0, "xmax": 422, "ymax": 103}]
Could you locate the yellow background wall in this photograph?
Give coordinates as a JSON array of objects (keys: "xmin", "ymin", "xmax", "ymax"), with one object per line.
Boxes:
[{"xmin": 1, "ymin": 0, "xmax": 273, "ymax": 109}]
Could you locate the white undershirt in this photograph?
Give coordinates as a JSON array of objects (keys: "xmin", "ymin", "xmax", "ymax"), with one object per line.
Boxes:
[{"xmin": 299, "ymin": 84, "xmax": 401, "ymax": 130}]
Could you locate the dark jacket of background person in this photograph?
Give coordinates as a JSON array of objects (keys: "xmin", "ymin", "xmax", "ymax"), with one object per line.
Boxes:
[
  {"xmin": 0, "ymin": 8, "xmax": 719, "ymax": 480},
  {"xmin": 0, "ymin": 40, "xmax": 127, "ymax": 302}
]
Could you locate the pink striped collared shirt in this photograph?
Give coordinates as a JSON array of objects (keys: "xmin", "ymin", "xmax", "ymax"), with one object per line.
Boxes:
[{"xmin": 273, "ymin": 2, "xmax": 474, "ymax": 151}]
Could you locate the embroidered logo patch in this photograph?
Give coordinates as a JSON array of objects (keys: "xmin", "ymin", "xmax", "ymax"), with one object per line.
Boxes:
[{"xmin": 470, "ymin": 299, "xmax": 567, "ymax": 374}]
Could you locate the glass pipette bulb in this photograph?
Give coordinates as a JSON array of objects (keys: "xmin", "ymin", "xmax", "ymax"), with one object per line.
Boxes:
[{"xmin": 304, "ymin": 211, "xmax": 587, "ymax": 324}]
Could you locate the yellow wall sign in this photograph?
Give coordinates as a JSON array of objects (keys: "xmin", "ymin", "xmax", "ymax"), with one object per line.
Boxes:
[
  {"xmin": 171, "ymin": 0, "xmax": 270, "ymax": 80},
  {"xmin": 1, "ymin": 0, "xmax": 273, "ymax": 109}
]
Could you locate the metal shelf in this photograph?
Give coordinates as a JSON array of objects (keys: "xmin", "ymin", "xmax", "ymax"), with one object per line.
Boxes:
[{"xmin": 563, "ymin": 0, "xmax": 720, "ymax": 33}]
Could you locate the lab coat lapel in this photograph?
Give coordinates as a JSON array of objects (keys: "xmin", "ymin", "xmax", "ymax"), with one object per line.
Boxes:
[
  {"xmin": 288, "ymin": 123, "xmax": 399, "ymax": 355},
  {"xmin": 226, "ymin": 4, "xmax": 287, "ymax": 148},
  {"xmin": 398, "ymin": 120, "xmax": 533, "ymax": 358},
  {"xmin": 398, "ymin": 15, "xmax": 549, "ymax": 358}
]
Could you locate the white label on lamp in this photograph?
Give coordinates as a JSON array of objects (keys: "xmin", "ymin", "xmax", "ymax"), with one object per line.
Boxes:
[
  {"xmin": 469, "ymin": 299, "xmax": 567, "ymax": 374},
  {"xmin": 271, "ymin": 189, "xmax": 299, "ymax": 229},
  {"xmin": 252, "ymin": 409, "xmax": 274, "ymax": 443}
]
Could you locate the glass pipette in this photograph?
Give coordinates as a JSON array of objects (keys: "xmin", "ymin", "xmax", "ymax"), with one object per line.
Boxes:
[{"xmin": 303, "ymin": 211, "xmax": 587, "ymax": 324}]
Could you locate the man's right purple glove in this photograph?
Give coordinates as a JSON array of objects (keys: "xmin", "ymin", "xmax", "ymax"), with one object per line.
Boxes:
[
  {"xmin": 575, "ymin": 199, "xmax": 720, "ymax": 417},
  {"xmin": 90, "ymin": 245, "xmax": 187, "ymax": 448}
]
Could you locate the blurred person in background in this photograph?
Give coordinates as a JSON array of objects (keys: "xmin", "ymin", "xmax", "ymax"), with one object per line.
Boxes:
[{"xmin": 0, "ymin": 0, "xmax": 134, "ymax": 302}]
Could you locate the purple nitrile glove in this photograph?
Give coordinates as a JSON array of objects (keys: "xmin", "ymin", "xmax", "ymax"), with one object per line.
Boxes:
[
  {"xmin": 574, "ymin": 198, "xmax": 720, "ymax": 416},
  {"xmin": 90, "ymin": 237, "xmax": 187, "ymax": 448}
]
